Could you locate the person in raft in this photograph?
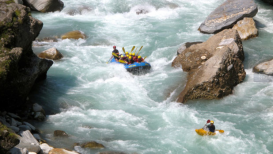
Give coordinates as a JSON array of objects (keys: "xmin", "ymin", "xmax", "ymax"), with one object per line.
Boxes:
[
  {"xmin": 112, "ymin": 46, "xmax": 119, "ymax": 61},
  {"xmin": 206, "ymin": 120, "xmax": 215, "ymax": 133},
  {"xmin": 137, "ymin": 56, "xmax": 144, "ymax": 63}
]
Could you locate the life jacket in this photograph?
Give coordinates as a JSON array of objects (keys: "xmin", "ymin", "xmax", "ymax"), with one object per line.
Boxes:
[
  {"xmin": 133, "ymin": 56, "xmax": 138, "ymax": 62},
  {"xmin": 138, "ymin": 58, "xmax": 143, "ymax": 62}
]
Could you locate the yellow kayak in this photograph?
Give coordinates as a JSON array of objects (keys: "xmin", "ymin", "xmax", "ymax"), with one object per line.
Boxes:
[{"xmin": 195, "ymin": 128, "xmax": 216, "ymax": 136}]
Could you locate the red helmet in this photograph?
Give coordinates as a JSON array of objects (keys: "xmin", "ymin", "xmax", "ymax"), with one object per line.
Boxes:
[
  {"xmin": 113, "ymin": 46, "xmax": 116, "ymax": 48},
  {"xmin": 207, "ymin": 119, "xmax": 210, "ymax": 123}
]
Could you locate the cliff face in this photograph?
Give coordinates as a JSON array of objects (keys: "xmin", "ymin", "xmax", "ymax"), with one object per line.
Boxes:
[{"xmin": 0, "ymin": 1, "xmax": 53, "ymax": 111}]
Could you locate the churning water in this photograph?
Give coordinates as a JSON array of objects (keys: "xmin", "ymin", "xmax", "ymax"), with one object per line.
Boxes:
[{"xmin": 30, "ymin": 0, "xmax": 273, "ymax": 153}]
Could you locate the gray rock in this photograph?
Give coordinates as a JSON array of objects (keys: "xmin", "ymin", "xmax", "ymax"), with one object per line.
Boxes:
[
  {"xmin": 8, "ymin": 126, "xmax": 20, "ymax": 133},
  {"xmin": 199, "ymin": 0, "xmax": 258, "ymax": 34},
  {"xmin": 40, "ymin": 143, "xmax": 53, "ymax": 154},
  {"xmin": 17, "ymin": 122, "xmax": 22, "ymax": 126},
  {"xmin": 173, "ymin": 29, "xmax": 246, "ymax": 103},
  {"xmin": 34, "ymin": 112, "xmax": 46, "ymax": 121},
  {"xmin": 253, "ymin": 59, "xmax": 273, "ymax": 75},
  {"xmin": 24, "ymin": 0, "xmax": 64, "ymax": 12},
  {"xmin": 10, "ymin": 118, "xmax": 18, "ymax": 127},
  {"xmin": 32, "ymin": 103, "xmax": 43, "ymax": 112},
  {"xmin": 0, "ymin": 117, "xmax": 10, "ymax": 127},
  {"xmin": 9, "ymin": 147, "xmax": 28, "ymax": 154},
  {"xmin": 32, "ymin": 134, "xmax": 41, "ymax": 141},
  {"xmin": 176, "ymin": 42, "xmax": 202, "ymax": 56},
  {"xmin": 8, "ymin": 113, "xmax": 21, "ymax": 120},
  {"xmin": 23, "ymin": 122, "xmax": 36, "ymax": 131},
  {"xmin": 232, "ymin": 17, "xmax": 258, "ymax": 40},
  {"xmin": 38, "ymin": 47, "xmax": 63, "ymax": 60},
  {"xmin": 16, "ymin": 130, "xmax": 40, "ymax": 153},
  {"xmin": 18, "ymin": 125, "xmax": 32, "ymax": 131}
]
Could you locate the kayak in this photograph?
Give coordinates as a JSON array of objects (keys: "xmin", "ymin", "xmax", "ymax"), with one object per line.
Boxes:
[
  {"xmin": 110, "ymin": 57, "xmax": 151, "ymax": 74},
  {"xmin": 195, "ymin": 128, "xmax": 216, "ymax": 136}
]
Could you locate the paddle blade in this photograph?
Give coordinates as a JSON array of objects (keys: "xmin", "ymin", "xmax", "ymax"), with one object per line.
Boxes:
[
  {"xmin": 218, "ymin": 130, "xmax": 224, "ymax": 133},
  {"xmin": 122, "ymin": 47, "xmax": 125, "ymax": 53},
  {"xmin": 119, "ymin": 60, "xmax": 127, "ymax": 64},
  {"xmin": 137, "ymin": 46, "xmax": 143, "ymax": 55},
  {"xmin": 131, "ymin": 46, "xmax": 135, "ymax": 53},
  {"xmin": 112, "ymin": 52, "xmax": 118, "ymax": 57}
]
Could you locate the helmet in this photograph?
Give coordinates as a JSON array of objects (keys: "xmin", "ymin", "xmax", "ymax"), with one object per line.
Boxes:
[
  {"xmin": 113, "ymin": 46, "xmax": 116, "ymax": 48},
  {"xmin": 129, "ymin": 53, "xmax": 132, "ymax": 56},
  {"xmin": 126, "ymin": 52, "xmax": 128, "ymax": 54},
  {"xmin": 210, "ymin": 120, "xmax": 214, "ymax": 124},
  {"xmin": 138, "ymin": 56, "xmax": 141, "ymax": 59},
  {"xmin": 207, "ymin": 120, "xmax": 210, "ymax": 123},
  {"xmin": 121, "ymin": 55, "xmax": 124, "ymax": 57},
  {"xmin": 129, "ymin": 56, "xmax": 132, "ymax": 59},
  {"xmin": 132, "ymin": 53, "xmax": 135, "ymax": 56}
]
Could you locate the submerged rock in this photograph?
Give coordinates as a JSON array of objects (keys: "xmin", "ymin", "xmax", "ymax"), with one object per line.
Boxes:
[
  {"xmin": 66, "ymin": 6, "xmax": 92, "ymax": 16},
  {"xmin": 49, "ymin": 148, "xmax": 79, "ymax": 154},
  {"xmin": 173, "ymin": 29, "xmax": 246, "ymax": 103},
  {"xmin": 38, "ymin": 47, "xmax": 63, "ymax": 60},
  {"xmin": 53, "ymin": 130, "xmax": 69, "ymax": 137},
  {"xmin": 61, "ymin": 30, "xmax": 87, "ymax": 40},
  {"xmin": 253, "ymin": 59, "xmax": 273, "ymax": 75},
  {"xmin": 198, "ymin": 0, "xmax": 258, "ymax": 34},
  {"xmin": 232, "ymin": 17, "xmax": 258, "ymax": 40},
  {"xmin": 0, "ymin": 2, "xmax": 53, "ymax": 111},
  {"xmin": 81, "ymin": 141, "xmax": 105, "ymax": 149},
  {"xmin": 23, "ymin": 0, "xmax": 64, "ymax": 13}
]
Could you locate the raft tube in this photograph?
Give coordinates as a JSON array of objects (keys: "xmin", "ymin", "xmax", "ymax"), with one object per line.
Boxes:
[
  {"xmin": 195, "ymin": 128, "xmax": 216, "ymax": 136},
  {"xmin": 110, "ymin": 57, "xmax": 151, "ymax": 74}
]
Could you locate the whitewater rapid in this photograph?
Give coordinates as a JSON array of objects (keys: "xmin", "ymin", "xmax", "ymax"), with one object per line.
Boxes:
[{"xmin": 30, "ymin": 0, "xmax": 273, "ymax": 153}]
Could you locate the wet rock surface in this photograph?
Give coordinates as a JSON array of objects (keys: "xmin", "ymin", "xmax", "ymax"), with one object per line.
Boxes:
[
  {"xmin": 23, "ymin": 0, "xmax": 64, "ymax": 13},
  {"xmin": 253, "ymin": 59, "xmax": 273, "ymax": 75},
  {"xmin": 173, "ymin": 29, "xmax": 246, "ymax": 103},
  {"xmin": 199, "ymin": 0, "xmax": 258, "ymax": 34},
  {"xmin": 232, "ymin": 17, "xmax": 258, "ymax": 40}
]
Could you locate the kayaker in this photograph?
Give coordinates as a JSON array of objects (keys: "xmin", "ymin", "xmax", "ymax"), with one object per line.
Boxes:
[
  {"xmin": 207, "ymin": 120, "xmax": 215, "ymax": 133},
  {"xmin": 132, "ymin": 53, "xmax": 138, "ymax": 62},
  {"xmin": 128, "ymin": 56, "xmax": 134, "ymax": 64},
  {"xmin": 120, "ymin": 55, "xmax": 128, "ymax": 63},
  {"xmin": 112, "ymin": 46, "xmax": 119, "ymax": 60},
  {"xmin": 203, "ymin": 119, "xmax": 210, "ymax": 130}
]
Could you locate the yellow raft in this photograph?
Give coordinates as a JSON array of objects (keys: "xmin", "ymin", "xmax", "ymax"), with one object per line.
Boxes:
[{"xmin": 195, "ymin": 128, "xmax": 216, "ymax": 136}]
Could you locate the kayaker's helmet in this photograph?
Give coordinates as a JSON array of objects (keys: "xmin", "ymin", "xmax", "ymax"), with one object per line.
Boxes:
[
  {"xmin": 113, "ymin": 46, "xmax": 116, "ymax": 48},
  {"xmin": 138, "ymin": 56, "xmax": 141, "ymax": 59},
  {"xmin": 121, "ymin": 55, "xmax": 124, "ymax": 58},
  {"xmin": 129, "ymin": 56, "xmax": 132, "ymax": 59},
  {"xmin": 126, "ymin": 52, "xmax": 128, "ymax": 54},
  {"xmin": 207, "ymin": 120, "xmax": 210, "ymax": 123},
  {"xmin": 132, "ymin": 53, "xmax": 135, "ymax": 56},
  {"xmin": 129, "ymin": 53, "xmax": 132, "ymax": 56},
  {"xmin": 210, "ymin": 120, "xmax": 214, "ymax": 124}
]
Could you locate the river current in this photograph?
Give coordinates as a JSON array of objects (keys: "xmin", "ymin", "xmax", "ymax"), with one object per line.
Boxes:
[{"xmin": 30, "ymin": 0, "xmax": 273, "ymax": 153}]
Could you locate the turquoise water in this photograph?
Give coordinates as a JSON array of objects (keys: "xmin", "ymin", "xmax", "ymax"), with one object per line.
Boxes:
[{"xmin": 30, "ymin": 0, "xmax": 273, "ymax": 153}]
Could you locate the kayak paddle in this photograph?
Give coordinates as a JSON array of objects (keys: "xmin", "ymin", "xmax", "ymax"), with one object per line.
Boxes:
[
  {"xmin": 130, "ymin": 46, "xmax": 135, "ymax": 53},
  {"xmin": 122, "ymin": 47, "xmax": 125, "ymax": 54},
  {"xmin": 136, "ymin": 46, "xmax": 143, "ymax": 55},
  {"xmin": 216, "ymin": 130, "xmax": 224, "ymax": 133}
]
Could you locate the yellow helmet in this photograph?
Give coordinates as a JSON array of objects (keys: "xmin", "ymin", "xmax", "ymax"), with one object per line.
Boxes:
[
  {"xmin": 121, "ymin": 55, "xmax": 124, "ymax": 57},
  {"xmin": 129, "ymin": 53, "xmax": 132, "ymax": 56},
  {"xmin": 132, "ymin": 53, "xmax": 135, "ymax": 56},
  {"xmin": 210, "ymin": 120, "xmax": 214, "ymax": 124},
  {"xmin": 138, "ymin": 56, "xmax": 141, "ymax": 59},
  {"xmin": 125, "ymin": 52, "xmax": 128, "ymax": 54},
  {"xmin": 129, "ymin": 56, "xmax": 132, "ymax": 59}
]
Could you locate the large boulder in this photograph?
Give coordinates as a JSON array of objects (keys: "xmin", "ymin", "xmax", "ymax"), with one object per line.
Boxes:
[
  {"xmin": 23, "ymin": 0, "xmax": 64, "ymax": 13},
  {"xmin": 232, "ymin": 17, "xmax": 258, "ymax": 40},
  {"xmin": 0, "ymin": 2, "xmax": 53, "ymax": 111},
  {"xmin": 16, "ymin": 130, "xmax": 41, "ymax": 153},
  {"xmin": 0, "ymin": 122, "xmax": 20, "ymax": 153},
  {"xmin": 38, "ymin": 47, "xmax": 63, "ymax": 60},
  {"xmin": 61, "ymin": 31, "xmax": 87, "ymax": 40},
  {"xmin": 253, "ymin": 59, "xmax": 273, "ymax": 75},
  {"xmin": 198, "ymin": 0, "xmax": 258, "ymax": 34},
  {"xmin": 173, "ymin": 29, "xmax": 246, "ymax": 103}
]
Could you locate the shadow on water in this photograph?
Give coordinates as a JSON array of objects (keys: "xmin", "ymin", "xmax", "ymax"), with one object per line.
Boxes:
[{"xmin": 29, "ymin": 73, "xmax": 77, "ymax": 114}]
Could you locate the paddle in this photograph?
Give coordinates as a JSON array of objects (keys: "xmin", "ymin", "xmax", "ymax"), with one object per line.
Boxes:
[
  {"xmin": 119, "ymin": 59, "xmax": 127, "ymax": 64},
  {"xmin": 136, "ymin": 46, "xmax": 143, "ymax": 55},
  {"xmin": 134, "ymin": 47, "xmax": 138, "ymax": 53},
  {"xmin": 112, "ymin": 52, "xmax": 119, "ymax": 57},
  {"xmin": 130, "ymin": 46, "xmax": 135, "ymax": 53},
  {"xmin": 122, "ymin": 47, "xmax": 125, "ymax": 54},
  {"xmin": 106, "ymin": 55, "xmax": 113, "ymax": 64},
  {"xmin": 143, "ymin": 56, "xmax": 147, "ymax": 60},
  {"xmin": 216, "ymin": 130, "xmax": 224, "ymax": 133}
]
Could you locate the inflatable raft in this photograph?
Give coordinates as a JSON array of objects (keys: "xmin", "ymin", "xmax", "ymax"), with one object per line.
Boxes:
[
  {"xmin": 110, "ymin": 57, "xmax": 151, "ymax": 74},
  {"xmin": 195, "ymin": 128, "xmax": 216, "ymax": 136}
]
